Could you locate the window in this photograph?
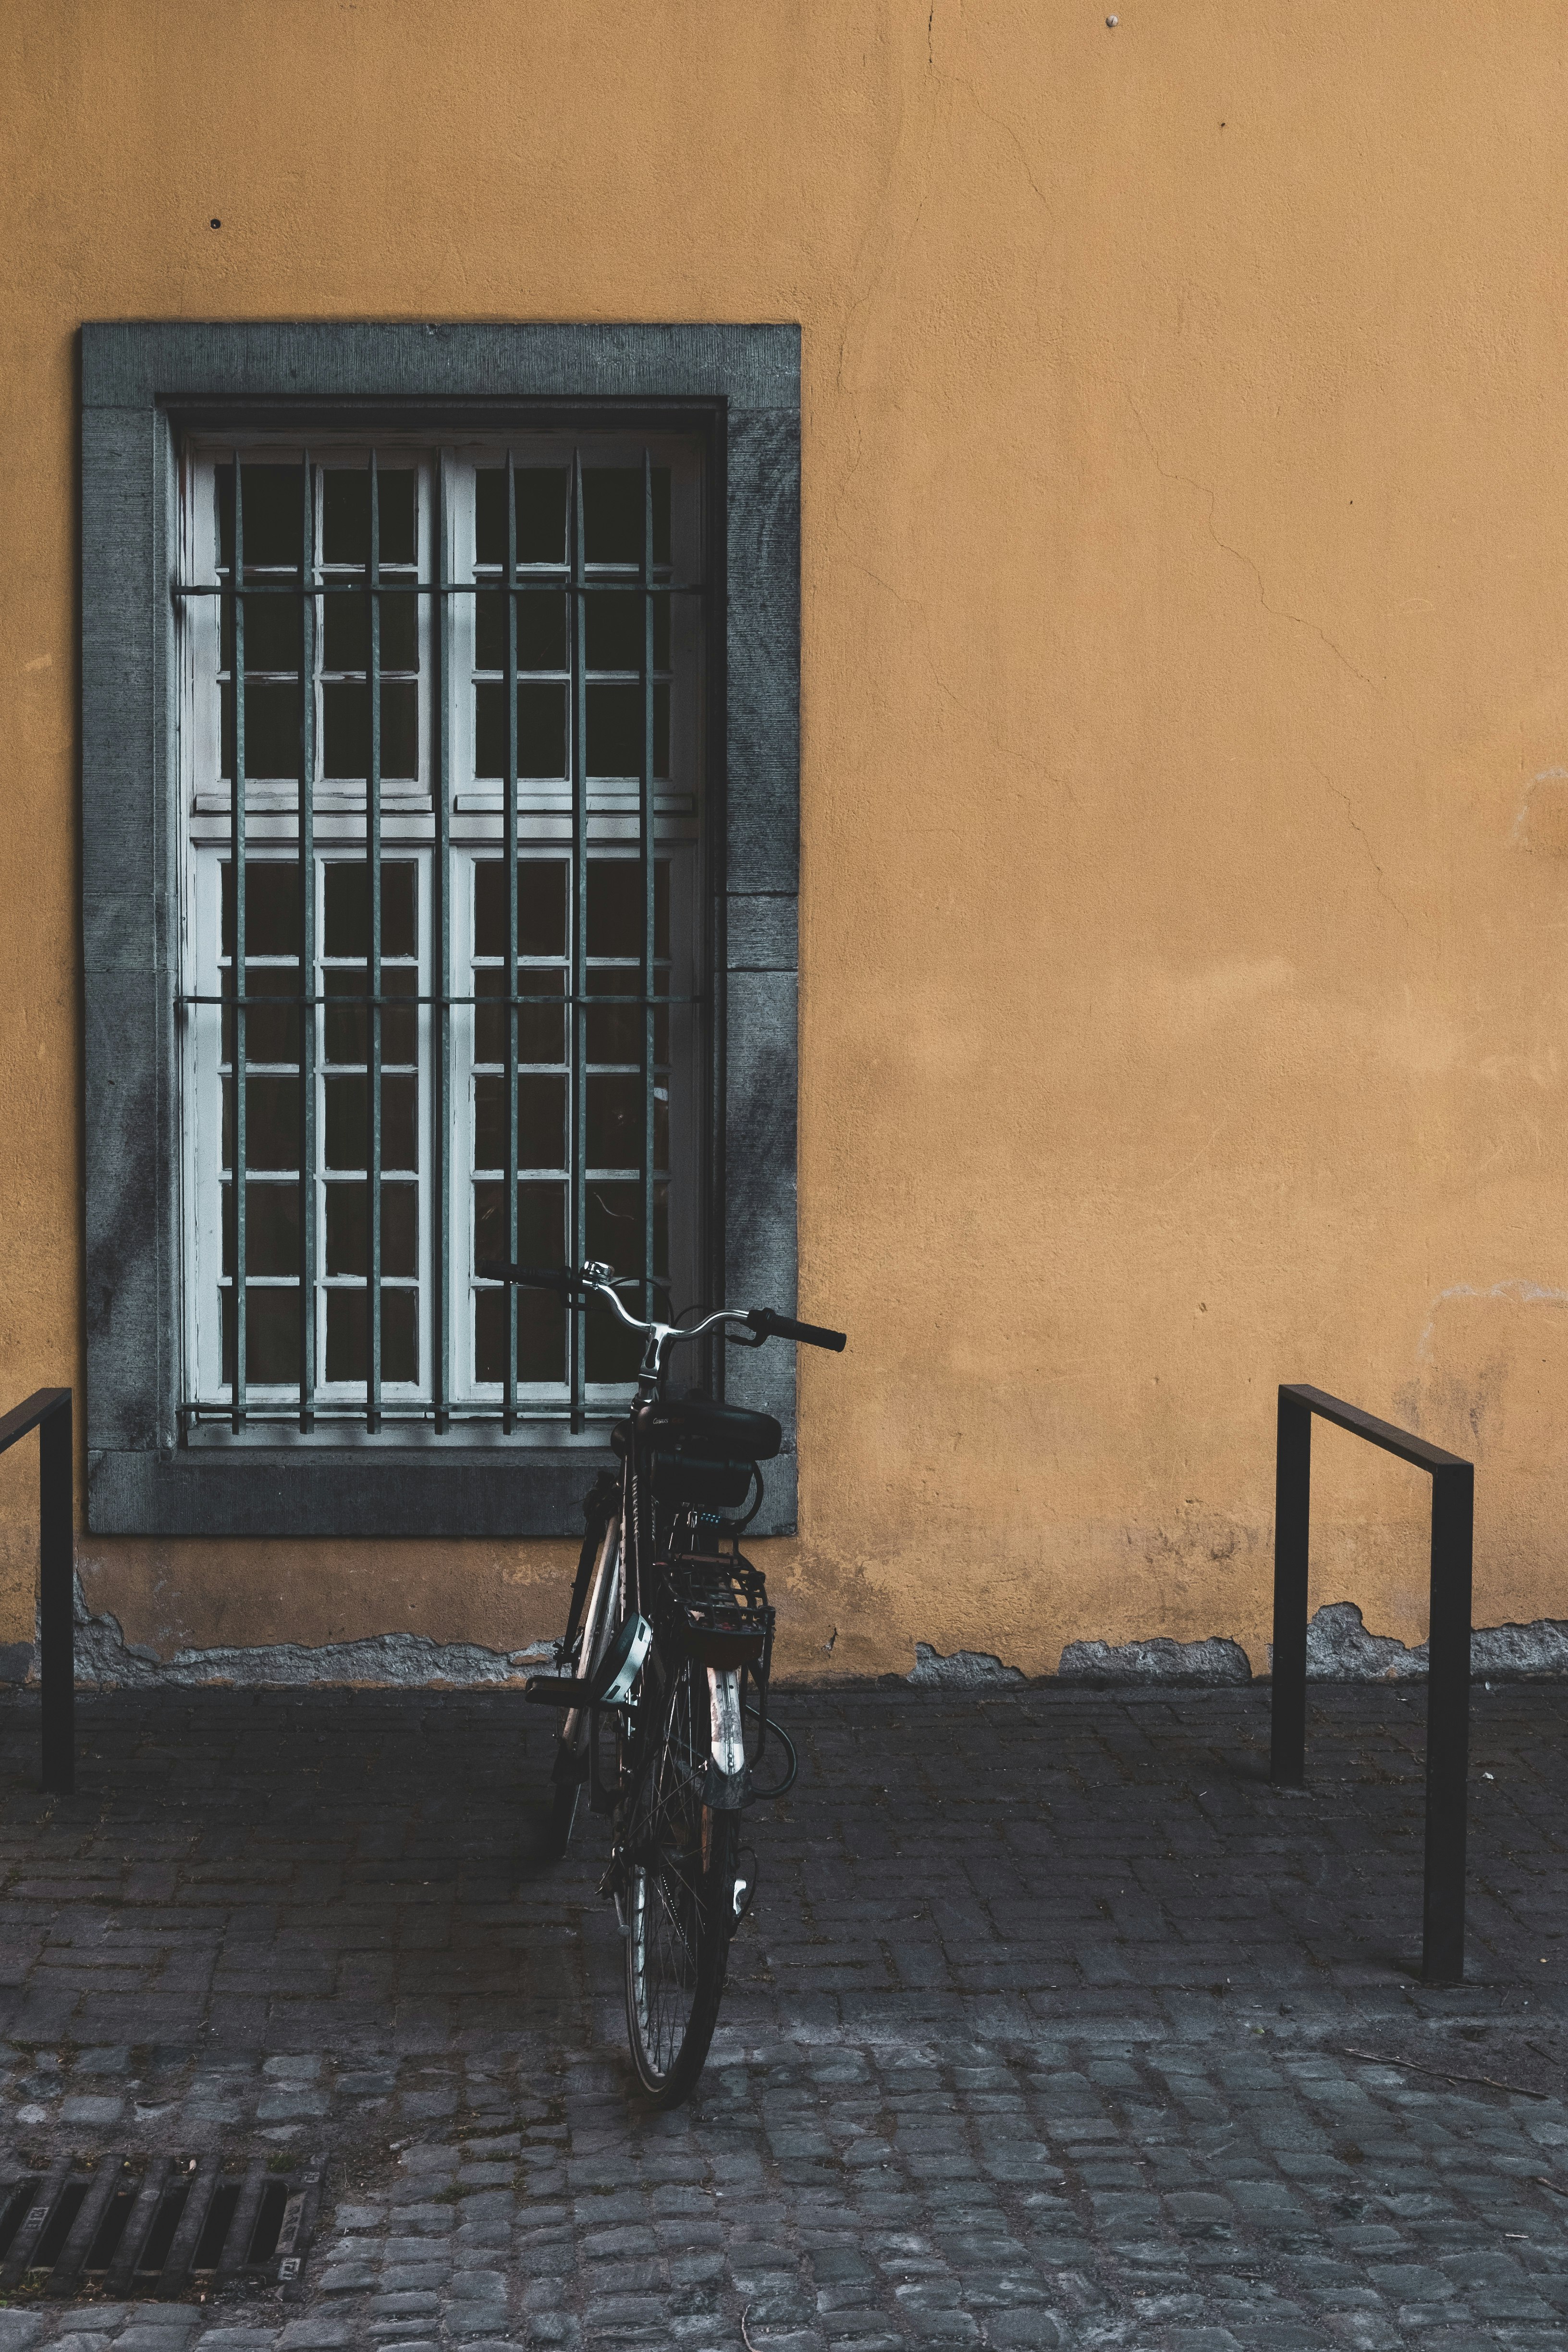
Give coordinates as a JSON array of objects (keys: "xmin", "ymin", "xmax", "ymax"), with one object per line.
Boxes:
[
  {"xmin": 178, "ymin": 439, "xmax": 706, "ymax": 1432},
  {"xmin": 82, "ymin": 325, "xmax": 799, "ymax": 1537}
]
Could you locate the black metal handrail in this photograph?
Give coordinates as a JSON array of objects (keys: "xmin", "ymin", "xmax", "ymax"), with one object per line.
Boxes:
[
  {"xmin": 0, "ymin": 1388, "xmax": 74, "ymax": 1795},
  {"xmin": 1272, "ymin": 1383, "xmax": 1472, "ymax": 1985}
]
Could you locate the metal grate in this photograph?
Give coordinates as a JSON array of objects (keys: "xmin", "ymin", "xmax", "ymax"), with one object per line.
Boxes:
[
  {"xmin": 0, "ymin": 2153, "xmax": 320, "ymax": 2302},
  {"xmin": 174, "ymin": 437, "xmax": 710, "ymax": 1437}
]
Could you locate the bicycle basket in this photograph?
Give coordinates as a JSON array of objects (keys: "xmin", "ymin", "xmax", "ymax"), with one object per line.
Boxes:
[{"xmin": 661, "ymin": 1555, "xmax": 773, "ymax": 1673}]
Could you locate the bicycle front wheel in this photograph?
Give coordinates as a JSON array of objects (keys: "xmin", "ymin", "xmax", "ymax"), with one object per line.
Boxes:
[{"xmin": 624, "ymin": 1655, "xmax": 737, "ymax": 2106}]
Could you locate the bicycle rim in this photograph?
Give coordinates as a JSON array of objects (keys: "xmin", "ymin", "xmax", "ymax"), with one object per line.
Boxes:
[{"xmin": 624, "ymin": 1659, "xmax": 735, "ymax": 2105}]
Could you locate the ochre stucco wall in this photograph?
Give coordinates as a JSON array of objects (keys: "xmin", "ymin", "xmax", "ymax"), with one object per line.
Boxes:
[{"xmin": 4, "ymin": 0, "xmax": 1568, "ymax": 1678}]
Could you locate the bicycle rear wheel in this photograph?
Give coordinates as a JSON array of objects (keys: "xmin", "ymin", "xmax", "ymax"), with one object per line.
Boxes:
[{"xmin": 624, "ymin": 1654, "xmax": 737, "ymax": 2106}]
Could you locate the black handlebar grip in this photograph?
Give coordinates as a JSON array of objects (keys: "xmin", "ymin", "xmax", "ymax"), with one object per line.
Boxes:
[{"xmin": 748, "ymin": 1308, "xmax": 847, "ymax": 1352}]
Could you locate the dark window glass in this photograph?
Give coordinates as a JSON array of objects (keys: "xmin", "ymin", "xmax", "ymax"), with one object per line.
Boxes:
[
  {"xmin": 475, "ymin": 861, "xmax": 565, "ymax": 959},
  {"xmin": 322, "ymin": 468, "xmax": 416, "ymax": 567},
  {"xmin": 221, "ymin": 1285, "xmax": 302, "ymax": 1387},
  {"xmin": 325, "ymin": 1287, "xmax": 418, "ymax": 1384},
  {"xmin": 472, "ymin": 1180, "xmax": 564, "ymax": 1271},
  {"xmin": 474, "ymin": 967, "xmax": 564, "ymax": 1067},
  {"xmin": 222, "ymin": 965, "xmax": 301, "ymax": 1067},
  {"xmin": 585, "ymin": 591, "xmax": 669, "ymax": 674},
  {"xmin": 474, "ymin": 683, "xmax": 566, "ymax": 779},
  {"xmin": 587, "ymin": 1073, "xmax": 665, "ymax": 1172},
  {"xmin": 476, "ymin": 466, "xmax": 569, "ymax": 567},
  {"xmin": 222, "ymin": 1180, "xmax": 300, "ymax": 1279},
  {"xmin": 223, "ymin": 860, "xmax": 303, "ymax": 960},
  {"xmin": 223, "ymin": 680, "xmax": 302, "ymax": 782},
  {"xmin": 324, "ymin": 1074, "xmax": 416, "ymax": 1172},
  {"xmin": 587, "ymin": 859, "xmax": 669, "ymax": 958},
  {"xmin": 586, "ymin": 682, "xmax": 668, "ymax": 778},
  {"xmin": 232, "ymin": 591, "xmax": 299, "ymax": 675},
  {"xmin": 583, "ymin": 467, "xmax": 670, "ymax": 566},
  {"xmin": 586, "ymin": 1179, "xmax": 667, "ymax": 1284},
  {"xmin": 324, "ymin": 1181, "xmax": 418, "ymax": 1278},
  {"xmin": 223, "ymin": 1076, "xmax": 300, "ymax": 1173},
  {"xmin": 324, "ymin": 589, "xmax": 417, "ymax": 674},
  {"xmin": 475, "ymin": 1284, "xmax": 564, "ymax": 1384},
  {"xmin": 219, "ymin": 464, "xmax": 303, "ymax": 575},
  {"xmin": 473, "ymin": 1072, "xmax": 567, "ymax": 1172},
  {"xmin": 322, "ymin": 681, "xmax": 418, "ymax": 781},
  {"xmin": 324, "ymin": 864, "xmax": 417, "ymax": 959},
  {"xmin": 475, "ymin": 589, "xmax": 565, "ymax": 674}
]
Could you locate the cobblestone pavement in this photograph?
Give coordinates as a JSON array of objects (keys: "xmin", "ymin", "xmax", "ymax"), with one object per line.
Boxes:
[{"xmin": 0, "ymin": 1680, "xmax": 1565, "ymax": 2349}]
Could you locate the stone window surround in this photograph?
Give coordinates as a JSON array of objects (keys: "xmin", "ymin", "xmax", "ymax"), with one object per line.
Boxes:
[{"xmin": 81, "ymin": 322, "xmax": 800, "ymax": 1539}]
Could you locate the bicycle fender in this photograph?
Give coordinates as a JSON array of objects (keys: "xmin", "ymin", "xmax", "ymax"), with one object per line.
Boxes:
[{"xmin": 703, "ymin": 1666, "xmax": 751, "ymax": 1810}]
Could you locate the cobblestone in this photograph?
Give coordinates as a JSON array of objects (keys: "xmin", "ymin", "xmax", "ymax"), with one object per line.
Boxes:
[{"xmin": 0, "ymin": 1683, "xmax": 1567, "ymax": 2344}]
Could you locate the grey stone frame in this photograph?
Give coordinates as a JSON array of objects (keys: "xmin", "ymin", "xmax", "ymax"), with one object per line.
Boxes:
[{"xmin": 81, "ymin": 322, "xmax": 800, "ymax": 1538}]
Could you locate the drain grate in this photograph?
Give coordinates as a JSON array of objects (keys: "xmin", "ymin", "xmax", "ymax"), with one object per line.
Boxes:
[{"xmin": 0, "ymin": 2154, "xmax": 322, "ymax": 2300}]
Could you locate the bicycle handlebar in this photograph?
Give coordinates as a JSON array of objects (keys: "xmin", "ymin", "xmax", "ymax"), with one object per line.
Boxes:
[
  {"xmin": 742, "ymin": 1308, "xmax": 847, "ymax": 1353},
  {"xmin": 475, "ymin": 1262, "xmax": 845, "ymax": 1352}
]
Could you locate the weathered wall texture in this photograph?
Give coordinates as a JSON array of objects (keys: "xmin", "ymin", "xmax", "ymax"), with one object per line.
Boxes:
[{"xmin": 4, "ymin": 1, "xmax": 1568, "ymax": 1677}]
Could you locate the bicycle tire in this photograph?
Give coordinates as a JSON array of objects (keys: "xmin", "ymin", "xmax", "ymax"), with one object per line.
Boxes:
[
  {"xmin": 624, "ymin": 1653, "xmax": 738, "ymax": 2106},
  {"xmin": 540, "ymin": 1492, "xmax": 618, "ymax": 1861}
]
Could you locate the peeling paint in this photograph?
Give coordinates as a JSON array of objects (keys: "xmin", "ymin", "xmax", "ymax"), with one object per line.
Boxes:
[
  {"xmin": 1057, "ymin": 1634, "xmax": 1253, "ymax": 1685},
  {"xmin": 30, "ymin": 1577, "xmax": 552, "ymax": 1689},
  {"xmin": 908, "ymin": 1644, "xmax": 1025, "ymax": 1687},
  {"xmin": 1299, "ymin": 1599, "xmax": 1568, "ymax": 1681}
]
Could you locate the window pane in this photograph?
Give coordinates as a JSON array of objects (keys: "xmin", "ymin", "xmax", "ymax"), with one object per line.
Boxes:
[
  {"xmin": 225, "ymin": 681, "xmax": 302, "ymax": 782},
  {"xmin": 221, "ymin": 1285, "xmax": 302, "ymax": 1387},
  {"xmin": 585, "ymin": 970, "xmax": 668, "ymax": 1067},
  {"xmin": 587, "ymin": 1073, "xmax": 649, "ymax": 1171},
  {"xmin": 324, "ymin": 590, "xmax": 418, "ymax": 676},
  {"xmin": 473, "ymin": 1072, "xmax": 566, "ymax": 1172},
  {"xmin": 472, "ymin": 1179, "xmax": 564, "ymax": 1271},
  {"xmin": 476, "ymin": 466, "xmax": 569, "ymax": 568},
  {"xmin": 474, "ymin": 683, "xmax": 566, "ymax": 779},
  {"xmin": 219, "ymin": 464, "xmax": 303, "ymax": 575},
  {"xmin": 587, "ymin": 859, "xmax": 669, "ymax": 958},
  {"xmin": 325, "ymin": 1180, "xmax": 417, "ymax": 1277},
  {"xmin": 586, "ymin": 1179, "xmax": 667, "ymax": 1283},
  {"xmin": 585, "ymin": 1309, "xmax": 642, "ymax": 1386},
  {"xmin": 223, "ymin": 965, "xmax": 301, "ymax": 1067},
  {"xmin": 475, "ymin": 967, "xmax": 564, "ymax": 1066},
  {"xmin": 322, "ymin": 468, "xmax": 416, "ymax": 567},
  {"xmin": 475, "ymin": 1284, "xmax": 564, "ymax": 1384},
  {"xmin": 236, "ymin": 591, "xmax": 300, "ymax": 675},
  {"xmin": 324, "ymin": 864, "xmax": 417, "ymax": 959},
  {"xmin": 224, "ymin": 1075, "xmax": 300, "ymax": 1173},
  {"xmin": 322, "ymin": 681, "xmax": 418, "ymax": 781},
  {"xmin": 475, "ymin": 860, "xmax": 565, "ymax": 959},
  {"xmin": 326, "ymin": 1287, "xmax": 418, "ymax": 1384},
  {"xmin": 222, "ymin": 1180, "xmax": 300, "ymax": 1278},
  {"xmin": 324, "ymin": 1074, "xmax": 416, "ymax": 1171},
  {"xmin": 583, "ymin": 467, "xmax": 670, "ymax": 566},
  {"xmin": 585, "ymin": 590, "xmax": 669, "ymax": 674},
  {"xmin": 223, "ymin": 861, "xmax": 303, "ymax": 960}
]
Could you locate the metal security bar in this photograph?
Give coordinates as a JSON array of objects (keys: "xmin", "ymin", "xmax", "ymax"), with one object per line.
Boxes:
[
  {"xmin": 176, "ymin": 441, "xmax": 703, "ymax": 1433},
  {"xmin": 0, "ymin": 1387, "xmax": 73, "ymax": 1794},
  {"xmin": 1270, "ymin": 1383, "xmax": 1474, "ymax": 1986}
]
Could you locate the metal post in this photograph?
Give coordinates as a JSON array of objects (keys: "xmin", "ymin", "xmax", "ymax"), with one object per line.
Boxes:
[
  {"xmin": 1422, "ymin": 1459, "xmax": 1473, "ymax": 1984},
  {"xmin": 1270, "ymin": 1386, "xmax": 1311, "ymax": 1787},
  {"xmin": 38, "ymin": 1395, "xmax": 73, "ymax": 1796}
]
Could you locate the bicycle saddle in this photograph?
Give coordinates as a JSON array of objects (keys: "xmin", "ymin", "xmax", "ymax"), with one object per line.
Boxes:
[{"xmin": 650, "ymin": 1396, "xmax": 783, "ymax": 1462}]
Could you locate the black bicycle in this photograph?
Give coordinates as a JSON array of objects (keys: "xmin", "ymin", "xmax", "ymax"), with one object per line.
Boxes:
[{"xmin": 479, "ymin": 1257, "xmax": 845, "ymax": 2107}]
